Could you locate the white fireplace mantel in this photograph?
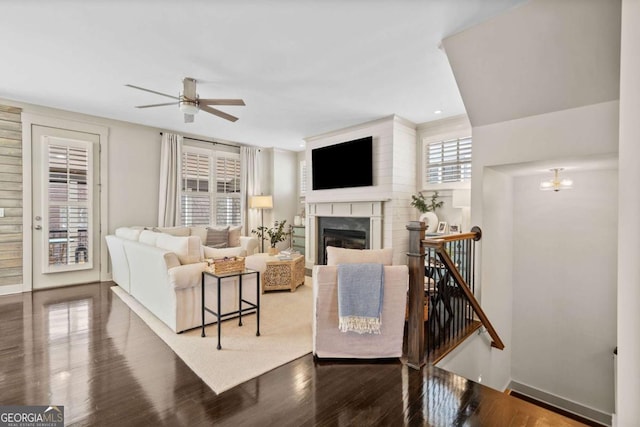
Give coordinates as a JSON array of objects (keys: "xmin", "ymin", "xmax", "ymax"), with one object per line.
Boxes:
[{"xmin": 306, "ymin": 201, "xmax": 383, "ymax": 266}]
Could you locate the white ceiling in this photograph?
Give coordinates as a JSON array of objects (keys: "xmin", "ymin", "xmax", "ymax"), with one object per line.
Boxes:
[
  {"xmin": 443, "ymin": 0, "xmax": 621, "ymax": 127},
  {"xmin": 0, "ymin": 0, "xmax": 527, "ymax": 151}
]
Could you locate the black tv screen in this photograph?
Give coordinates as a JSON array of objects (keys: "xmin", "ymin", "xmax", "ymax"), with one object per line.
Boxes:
[{"xmin": 312, "ymin": 136, "xmax": 373, "ymax": 190}]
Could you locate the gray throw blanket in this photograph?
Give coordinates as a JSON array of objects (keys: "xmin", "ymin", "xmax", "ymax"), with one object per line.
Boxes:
[{"xmin": 337, "ymin": 263, "xmax": 384, "ymax": 334}]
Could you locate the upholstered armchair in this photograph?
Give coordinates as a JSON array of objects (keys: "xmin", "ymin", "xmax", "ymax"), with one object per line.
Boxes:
[{"xmin": 312, "ymin": 247, "xmax": 409, "ymax": 359}]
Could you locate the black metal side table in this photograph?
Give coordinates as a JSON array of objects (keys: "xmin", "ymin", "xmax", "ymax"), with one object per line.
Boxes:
[{"xmin": 201, "ymin": 268, "xmax": 260, "ymax": 350}]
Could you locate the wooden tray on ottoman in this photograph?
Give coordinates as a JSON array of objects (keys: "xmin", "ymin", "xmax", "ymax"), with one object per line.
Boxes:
[{"xmin": 262, "ymin": 254, "xmax": 305, "ymax": 293}]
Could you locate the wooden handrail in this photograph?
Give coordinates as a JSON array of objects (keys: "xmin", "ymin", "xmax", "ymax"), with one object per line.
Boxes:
[
  {"xmin": 423, "ymin": 226, "xmax": 482, "ymax": 244},
  {"xmin": 436, "ymin": 248, "xmax": 505, "ymax": 350},
  {"xmin": 406, "ymin": 222, "xmax": 503, "ymax": 368}
]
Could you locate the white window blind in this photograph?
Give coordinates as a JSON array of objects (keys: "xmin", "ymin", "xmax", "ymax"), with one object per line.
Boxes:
[
  {"xmin": 425, "ymin": 136, "xmax": 472, "ymax": 185},
  {"xmin": 46, "ymin": 142, "xmax": 92, "ymax": 269},
  {"xmin": 215, "ymin": 155, "xmax": 241, "ymax": 226},
  {"xmin": 299, "ymin": 160, "xmax": 307, "ymax": 195},
  {"xmin": 181, "ymin": 151, "xmax": 211, "ymax": 226},
  {"xmin": 180, "ymin": 148, "xmax": 241, "ymax": 226}
]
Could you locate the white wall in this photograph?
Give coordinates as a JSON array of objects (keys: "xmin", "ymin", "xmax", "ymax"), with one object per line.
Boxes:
[
  {"xmin": 271, "ymin": 149, "xmax": 298, "ymax": 250},
  {"xmin": 617, "ymin": 0, "xmax": 640, "ymax": 424},
  {"xmin": 512, "ymin": 170, "xmax": 617, "ymax": 414},
  {"xmin": 439, "ymin": 101, "xmax": 619, "ymax": 401},
  {"xmin": 439, "ymin": 167, "xmax": 514, "ymax": 391},
  {"xmin": 107, "ymin": 124, "xmax": 161, "ymax": 229}
]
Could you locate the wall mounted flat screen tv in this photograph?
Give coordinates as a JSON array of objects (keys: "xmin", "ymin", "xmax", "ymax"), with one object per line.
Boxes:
[{"xmin": 312, "ymin": 136, "xmax": 373, "ymax": 190}]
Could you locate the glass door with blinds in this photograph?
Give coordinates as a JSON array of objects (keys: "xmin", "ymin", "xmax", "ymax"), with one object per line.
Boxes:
[
  {"xmin": 32, "ymin": 126, "xmax": 101, "ymax": 289},
  {"xmin": 44, "ymin": 138, "xmax": 93, "ymax": 271},
  {"xmin": 181, "ymin": 147, "xmax": 241, "ymax": 227}
]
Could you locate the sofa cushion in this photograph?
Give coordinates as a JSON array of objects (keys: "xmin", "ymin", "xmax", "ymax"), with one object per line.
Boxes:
[
  {"xmin": 326, "ymin": 247, "xmax": 394, "ymax": 266},
  {"xmin": 114, "ymin": 227, "xmax": 141, "ymax": 241},
  {"xmin": 153, "ymin": 226, "xmax": 191, "ymax": 237},
  {"xmin": 155, "ymin": 234, "xmax": 202, "ymax": 265},
  {"xmin": 206, "ymin": 226, "xmax": 229, "ymax": 247},
  {"xmin": 189, "ymin": 226, "xmax": 208, "ymax": 245},
  {"xmin": 139, "ymin": 230, "xmax": 162, "ymax": 246},
  {"xmin": 228, "ymin": 225, "xmax": 242, "ymax": 247}
]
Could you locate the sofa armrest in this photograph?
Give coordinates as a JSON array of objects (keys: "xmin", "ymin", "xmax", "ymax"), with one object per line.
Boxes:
[
  {"xmin": 168, "ymin": 262, "xmax": 207, "ymax": 290},
  {"xmin": 240, "ymin": 236, "xmax": 259, "ymax": 255}
]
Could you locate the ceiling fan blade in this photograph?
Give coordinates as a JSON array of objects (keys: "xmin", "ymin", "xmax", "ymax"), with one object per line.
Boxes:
[
  {"xmin": 125, "ymin": 84, "xmax": 179, "ymax": 100},
  {"xmin": 200, "ymin": 105, "xmax": 239, "ymax": 122},
  {"xmin": 135, "ymin": 101, "xmax": 179, "ymax": 109},
  {"xmin": 184, "ymin": 113, "xmax": 194, "ymax": 123},
  {"xmin": 198, "ymin": 99, "xmax": 246, "ymax": 106}
]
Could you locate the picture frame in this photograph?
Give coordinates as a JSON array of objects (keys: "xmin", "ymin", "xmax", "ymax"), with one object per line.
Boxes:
[
  {"xmin": 449, "ymin": 224, "xmax": 460, "ymax": 233},
  {"xmin": 436, "ymin": 221, "xmax": 448, "ymax": 234}
]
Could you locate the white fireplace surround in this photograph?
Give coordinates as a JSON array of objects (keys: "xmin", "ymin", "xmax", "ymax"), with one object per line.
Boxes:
[{"xmin": 306, "ymin": 201, "xmax": 383, "ymax": 266}]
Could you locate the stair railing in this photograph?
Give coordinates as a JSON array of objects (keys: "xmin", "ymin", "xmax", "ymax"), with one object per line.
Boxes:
[{"xmin": 406, "ymin": 221, "xmax": 504, "ymax": 369}]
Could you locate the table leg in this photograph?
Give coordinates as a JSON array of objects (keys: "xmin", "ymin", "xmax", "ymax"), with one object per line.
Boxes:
[
  {"xmin": 238, "ymin": 275, "xmax": 243, "ymax": 327},
  {"xmin": 201, "ymin": 272, "xmax": 206, "ymax": 338},
  {"xmin": 217, "ymin": 277, "xmax": 222, "ymax": 350},
  {"xmin": 256, "ymin": 271, "xmax": 260, "ymax": 337}
]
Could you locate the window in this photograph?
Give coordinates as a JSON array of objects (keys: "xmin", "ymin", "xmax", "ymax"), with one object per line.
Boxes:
[
  {"xmin": 181, "ymin": 147, "xmax": 241, "ymax": 226},
  {"xmin": 299, "ymin": 160, "xmax": 307, "ymax": 195},
  {"xmin": 424, "ymin": 136, "xmax": 472, "ymax": 187}
]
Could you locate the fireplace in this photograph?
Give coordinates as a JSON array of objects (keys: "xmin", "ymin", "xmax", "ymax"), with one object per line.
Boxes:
[
  {"xmin": 321, "ymin": 228, "xmax": 367, "ymax": 264},
  {"xmin": 306, "ymin": 201, "xmax": 384, "ymax": 267},
  {"xmin": 317, "ymin": 216, "xmax": 370, "ymax": 265}
]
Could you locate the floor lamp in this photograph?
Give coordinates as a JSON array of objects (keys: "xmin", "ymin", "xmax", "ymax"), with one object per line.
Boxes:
[{"xmin": 249, "ymin": 195, "xmax": 273, "ymax": 253}]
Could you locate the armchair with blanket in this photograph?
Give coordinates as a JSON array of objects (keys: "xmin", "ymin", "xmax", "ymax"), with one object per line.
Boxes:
[{"xmin": 312, "ymin": 247, "xmax": 409, "ymax": 359}]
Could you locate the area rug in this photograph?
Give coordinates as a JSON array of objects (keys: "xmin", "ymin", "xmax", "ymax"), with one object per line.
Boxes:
[{"xmin": 110, "ymin": 279, "xmax": 312, "ymax": 394}]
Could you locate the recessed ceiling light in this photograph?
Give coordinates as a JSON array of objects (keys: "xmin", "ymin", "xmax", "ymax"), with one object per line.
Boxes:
[{"xmin": 434, "ymin": 110, "xmax": 442, "ymax": 114}]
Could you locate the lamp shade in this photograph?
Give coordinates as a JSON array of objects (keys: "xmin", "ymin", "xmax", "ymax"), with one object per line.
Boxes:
[{"xmin": 249, "ymin": 195, "xmax": 273, "ymax": 209}]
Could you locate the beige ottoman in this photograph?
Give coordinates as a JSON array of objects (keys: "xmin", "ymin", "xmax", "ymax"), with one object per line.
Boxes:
[{"xmin": 245, "ymin": 253, "xmax": 305, "ymax": 293}]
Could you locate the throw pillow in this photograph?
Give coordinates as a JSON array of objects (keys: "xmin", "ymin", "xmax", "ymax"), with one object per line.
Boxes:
[
  {"xmin": 152, "ymin": 226, "xmax": 191, "ymax": 237},
  {"xmin": 206, "ymin": 226, "xmax": 229, "ymax": 248},
  {"xmin": 155, "ymin": 235, "xmax": 202, "ymax": 265},
  {"xmin": 228, "ymin": 225, "xmax": 242, "ymax": 247}
]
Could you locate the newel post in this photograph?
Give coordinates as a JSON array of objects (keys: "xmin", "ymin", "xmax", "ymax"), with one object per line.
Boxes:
[{"xmin": 406, "ymin": 221, "xmax": 426, "ymax": 369}]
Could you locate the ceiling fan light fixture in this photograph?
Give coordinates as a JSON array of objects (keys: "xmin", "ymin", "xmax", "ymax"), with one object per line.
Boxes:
[{"xmin": 179, "ymin": 96, "xmax": 199, "ymax": 115}]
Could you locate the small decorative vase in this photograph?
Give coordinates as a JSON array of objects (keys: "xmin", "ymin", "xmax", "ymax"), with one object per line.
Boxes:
[
  {"xmin": 419, "ymin": 211, "xmax": 439, "ymax": 233},
  {"xmin": 268, "ymin": 247, "xmax": 278, "ymax": 256}
]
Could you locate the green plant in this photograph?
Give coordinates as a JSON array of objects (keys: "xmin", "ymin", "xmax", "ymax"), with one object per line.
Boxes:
[
  {"xmin": 410, "ymin": 191, "xmax": 443, "ymax": 213},
  {"xmin": 252, "ymin": 220, "xmax": 290, "ymax": 248}
]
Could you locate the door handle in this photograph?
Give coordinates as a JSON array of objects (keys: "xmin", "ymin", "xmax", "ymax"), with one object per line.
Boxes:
[{"xmin": 34, "ymin": 225, "xmax": 42, "ymax": 230}]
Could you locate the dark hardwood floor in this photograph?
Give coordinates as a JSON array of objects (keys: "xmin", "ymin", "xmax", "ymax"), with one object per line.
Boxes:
[{"xmin": 0, "ymin": 281, "xmax": 588, "ymax": 426}]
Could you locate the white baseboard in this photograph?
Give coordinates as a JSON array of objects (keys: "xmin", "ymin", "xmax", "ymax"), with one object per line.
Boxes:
[
  {"xmin": 508, "ymin": 381, "xmax": 612, "ymax": 426},
  {"xmin": 0, "ymin": 284, "xmax": 24, "ymax": 296}
]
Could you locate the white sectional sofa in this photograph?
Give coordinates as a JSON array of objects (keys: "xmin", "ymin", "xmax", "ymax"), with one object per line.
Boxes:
[{"xmin": 106, "ymin": 226, "xmax": 259, "ymax": 333}]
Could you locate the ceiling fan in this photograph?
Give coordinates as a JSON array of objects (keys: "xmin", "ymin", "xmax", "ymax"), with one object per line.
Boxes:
[{"xmin": 126, "ymin": 77, "xmax": 245, "ymax": 123}]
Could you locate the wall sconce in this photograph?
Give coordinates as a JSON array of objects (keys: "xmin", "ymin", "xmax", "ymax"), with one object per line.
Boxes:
[{"xmin": 540, "ymin": 168, "xmax": 573, "ymax": 192}]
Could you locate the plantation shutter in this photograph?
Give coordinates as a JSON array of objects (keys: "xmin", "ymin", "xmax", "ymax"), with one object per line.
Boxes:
[
  {"xmin": 425, "ymin": 137, "xmax": 472, "ymax": 185},
  {"xmin": 46, "ymin": 141, "xmax": 92, "ymax": 269},
  {"xmin": 299, "ymin": 160, "xmax": 307, "ymax": 195},
  {"xmin": 215, "ymin": 154, "xmax": 241, "ymax": 226},
  {"xmin": 181, "ymin": 151, "xmax": 211, "ymax": 226}
]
